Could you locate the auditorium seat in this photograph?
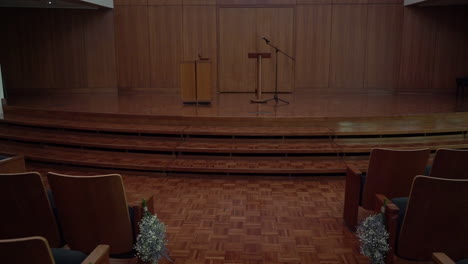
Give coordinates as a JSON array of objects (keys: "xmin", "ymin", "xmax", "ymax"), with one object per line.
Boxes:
[
  {"xmin": 429, "ymin": 149, "xmax": 468, "ymax": 179},
  {"xmin": 0, "ymin": 236, "xmax": 109, "ymax": 264},
  {"xmin": 47, "ymin": 172, "xmax": 154, "ymax": 258},
  {"xmin": 343, "ymin": 148, "xmax": 430, "ymax": 230},
  {"xmin": 376, "ymin": 176, "xmax": 468, "ymax": 264},
  {"xmin": 0, "ymin": 172, "xmax": 62, "ymax": 247},
  {"xmin": 0, "ymin": 172, "xmax": 110, "ymax": 263},
  {"xmin": 433, "ymin": 253, "xmax": 468, "ymax": 264}
]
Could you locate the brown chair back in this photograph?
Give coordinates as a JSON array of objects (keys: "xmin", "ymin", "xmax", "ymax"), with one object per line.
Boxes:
[
  {"xmin": 0, "ymin": 155, "xmax": 26, "ymax": 173},
  {"xmin": 0, "ymin": 172, "xmax": 61, "ymax": 247},
  {"xmin": 362, "ymin": 148, "xmax": 430, "ymax": 209},
  {"xmin": 397, "ymin": 176, "xmax": 468, "ymax": 261},
  {"xmin": 0, "ymin": 236, "xmax": 54, "ymax": 264},
  {"xmin": 430, "ymin": 149, "xmax": 468, "ymax": 179},
  {"xmin": 47, "ymin": 172, "xmax": 133, "ymax": 255}
]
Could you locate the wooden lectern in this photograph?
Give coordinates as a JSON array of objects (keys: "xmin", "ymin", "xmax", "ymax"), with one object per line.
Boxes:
[
  {"xmin": 248, "ymin": 53, "xmax": 271, "ymax": 103},
  {"xmin": 180, "ymin": 60, "xmax": 211, "ymax": 104}
]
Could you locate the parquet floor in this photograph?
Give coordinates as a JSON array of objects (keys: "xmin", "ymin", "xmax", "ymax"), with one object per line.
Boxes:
[{"xmin": 28, "ymin": 162, "xmax": 374, "ymax": 264}]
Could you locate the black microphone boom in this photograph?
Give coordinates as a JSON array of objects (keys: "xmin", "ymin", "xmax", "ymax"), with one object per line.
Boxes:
[
  {"xmin": 260, "ymin": 36, "xmax": 270, "ymax": 44},
  {"xmin": 254, "ymin": 36, "xmax": 295, "ymax": 105}
]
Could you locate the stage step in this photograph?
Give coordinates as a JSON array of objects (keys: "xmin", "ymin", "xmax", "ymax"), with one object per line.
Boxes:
[
  {"xmin": 0, "ymin": 108, "xmax": 466, "ymax": 176},
  {"xmin": 0, "ymin": 123, "xmax": 466, "ymax": 156},
  {"xmin": 0, "ymin": 140, "xmax": 364, "ymax": 175},
  {"xmin": 4, "ymin": 106, "xmax": 468, "ymax": 136},
  {"xmin": 335, "ymin": 134, "xmax": 468, "ymax": 152},
  {"xmin": 0, "ymin": 113, "xmax": 332, "ymax": 137}
]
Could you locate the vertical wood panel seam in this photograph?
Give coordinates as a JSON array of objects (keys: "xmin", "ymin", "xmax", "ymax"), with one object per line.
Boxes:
[
  {"xmin": 395, "ymin": 5, "xmax": 403, "ymax": 94},
  {"xmin": 397, "ymin": 6, "xmax": 406, "ymax": 93},
  {"xmin": 292, "ymin": 5, "xmax": 296, "ymax": 92},
  {"xmin": 362, "ymin": 4, "xmax": 369, "ymax": 91},
  {"xmin": 113, "ymin": 7, "xmax": 120, "ymax": 91},
  {"xmin": 429, "ymin": 11, "xmax": 439, "ymax": 92},
  {"xmin": 81, "ymin": 11, "xmax": 89, "ymax": 89},
  {"xmin": 182, "ymin": 4, "xmax": 186, "ymax": 60},
  {"xmin": 216, "ymin": 6, "xmax": 220, "ymax": 92},
  {"xmin": 147, "ymin": 6, "xmax": 152, "ymax": 88},
  {"xmin": 327, "ymin": 4, "xmax": 334, "ymax": 89}
]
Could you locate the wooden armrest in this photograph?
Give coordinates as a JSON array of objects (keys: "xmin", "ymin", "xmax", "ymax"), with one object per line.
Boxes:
[
  {"xmin": 0, "ymin": 155, "xmax": 26, "ymax": 173},
  {"xmin": 82, "ymin": 245, "xmax": 110, "ymax": 264},
  {"xmin": 130, "ymin": 195, "xmax": 155, "ymax": 238},
  {"xmin": 433, "ymin": 253, "xmax": 456, "ymax": 264},
  {"xmin": 346, "ymin": 163, "xmax": 363, "ymax": 177},
  {"xmin": 376, "ymin": 194, "xmax": 399, "ymax": 264},
  {"xmin": 375, "ymin": 194, "xmax": 399, "ymax": 212},
  {"xmin": 343, "ymin": 164, "xmax": 363, "ymax": 230}
]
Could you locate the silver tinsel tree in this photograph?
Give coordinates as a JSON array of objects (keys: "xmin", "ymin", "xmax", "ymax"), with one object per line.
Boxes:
[{"xmin": 356, "ymin": 213, "xmax": 390, "ymax": 264}]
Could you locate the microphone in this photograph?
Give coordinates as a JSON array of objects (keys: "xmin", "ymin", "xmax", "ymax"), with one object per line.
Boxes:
[{"xmin": 260, "ymin": 36, "xmax": 270, "ymax": 44}]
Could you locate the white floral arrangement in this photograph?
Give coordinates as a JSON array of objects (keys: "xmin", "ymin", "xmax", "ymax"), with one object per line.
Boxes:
[
  {"xmin": 134, "ymin": 200, "xmax": 171, "ymax": 264},
  {"xmin": 356, "ymin": 213, "xmax": 390, "ymax": 264}
]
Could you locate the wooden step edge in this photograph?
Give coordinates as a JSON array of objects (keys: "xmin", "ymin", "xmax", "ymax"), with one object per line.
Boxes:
[
  {"xmin": 0, "ymin": 132, "xmax": 179, "ymax": 152},
  {"xmin": 0, "ymin": 117, "xmax": 187, "ymax": 135}
]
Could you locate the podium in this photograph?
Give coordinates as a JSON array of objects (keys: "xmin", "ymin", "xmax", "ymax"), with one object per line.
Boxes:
[
  {"xmin": 180, "ymin": 60, "xmax": 211, "ymax": 104},
  {"xmin": 248, "ymin": 53, "xmax": 271, "ymax": 103}
]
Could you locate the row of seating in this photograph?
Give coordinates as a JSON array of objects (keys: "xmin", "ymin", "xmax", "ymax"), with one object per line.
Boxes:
[
  {"xmin": 343, "ymin": 148, "xmax": 468, "ymax": 264},
  {"xmin": 0, "ymin": 171, "xmax": 154, "ymax": 264}
]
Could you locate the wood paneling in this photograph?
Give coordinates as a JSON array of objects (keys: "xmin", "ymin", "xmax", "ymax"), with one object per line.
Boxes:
[
  {"xmin": 369, "ymin": 0, "xmax": 402, "ymax": 3},
  {"xmin": 0, "ymin": 9, "xmax": 23, "ymax": 93},
  {"xmin": 257, "ymin": 8, "xmax": 294, "ymax": 92},
  {"xmin": 183, "ymin": 6, "xmax": 217, "ymax": 89},
  {"xmin": 256, "ymin": 0, "xmax": 296, "ymax": 4},
  {"xmin": 1, "ymin": 1, "xmax": 467, "ymax": 96},
  {"xmin": 114, "ymin": 6, "xmax": 151, "ymax": 89},
  {"xmin": 180, "ymin": 62, "xmax": 196, "ymax": 102},
  {"xmin": 333, "ymin": 0, "xmax": 368, "ymax": 3},
  {"xmin": 219, "ymin": 8, "xmax": 293, "ymax": 92},
  {"xmin": 296, "ymin": 0, "xmax": 331, "ymax": 4},
  {"xmin": 459, "ymin": 9, "xmax": 468, "ymax": 79},
  {"xmin": 51, "ymin": 10, "xmax": 87, "ymax": 89},
  {"xmin": 114, "ymin": 0, "xmax": 148, "ymax": 5},
  {"xmin": 295, "ymin": 5, "xmax": 332, "ymax": 89},
  {"xmin": 196, "ymin": 61, "xmax": 212, "ymax": 102},
  {"xmin": 398, "ymin": 8, "xmax": 437, "ymax": 92},
  {"xmin": 17, "ymin": 9, "xmax": 55, "ymax": 90},
  {"xmin": 218, "ymin": 0, "xmax": 296, "ymax": 4},
  {"xmin": 149, "ymin": 6, "xmax": 182, "ymax": 89},
  {"xmin": 183, "ymin": 0, "xmax": 216, "ymax": 5},
  {"xmin": 219, "ymin": 8, "xmax": 257, "ymax": 92},
  {"xmin": 83, "ymin": 9, "xmax": 117, "ymax": 89},
  {"xmin": 329, "ymin": 5, "xmax": 367, "ymax": 90},
  {"xmin": 365, "ymin": 4, "xmax": 403, "ymax": 91},
  {"xmin": 431, "ymin": 8, "xmax": 466, "ymax": 92},
  {"xmin": 148, "ymin": 0, "xmax": 182, "ymax": 5}
]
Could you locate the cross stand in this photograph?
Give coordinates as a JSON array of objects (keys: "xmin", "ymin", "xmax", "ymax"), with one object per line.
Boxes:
[{"xmin": 259, "ymin": 38, "xmax": 295, "ymax": 105}]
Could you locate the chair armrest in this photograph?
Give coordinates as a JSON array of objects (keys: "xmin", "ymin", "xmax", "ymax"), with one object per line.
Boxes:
[
  {"xmin": 81, "ymin": 245, "xmax": 110, "ymax": 264},
  {"xmin": 376, "ymin": 194, "xmax": 399, "ymax": 264},
  {"xmin": 0, "ymin": 155, "xmax": 26, "ymax": 173},
  {"xmin": 375, "ymin": 194, "xmax": 400, "ymax": 212},
  {"xmin": 130, "ymin": 195, "xmax": 155, "ymax": 236},
  {"xmin": 343, "ymin": 164, "xmax": 363, "ymax": 230},
  {"xmin": 433, "ymin": 253, "xmax": 456, "ymax": 264}
]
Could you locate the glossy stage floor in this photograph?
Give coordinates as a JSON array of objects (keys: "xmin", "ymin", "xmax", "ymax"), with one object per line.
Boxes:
[{"xmin": 5, "ymin": 90, "xmax": 465, "ymax": 117}]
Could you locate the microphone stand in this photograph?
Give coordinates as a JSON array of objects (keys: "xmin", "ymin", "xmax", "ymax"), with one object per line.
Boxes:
[{"xmin": 260, "ymin": 38, "xmax": 295, "ymax": 105}]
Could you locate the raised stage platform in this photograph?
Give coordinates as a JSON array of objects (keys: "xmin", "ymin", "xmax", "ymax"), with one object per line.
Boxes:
[
  {"xmin": 1, "ymin": 91, "xmax": 467, "ymax": 176},
  {"xmin": 4, "ymin": 90, "xmax": 465, "ymax": 117}
]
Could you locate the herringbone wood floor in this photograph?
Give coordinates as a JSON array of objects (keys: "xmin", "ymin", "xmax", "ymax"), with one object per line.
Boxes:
[{"xmin": 29, "ymin": 162, "xmax": 375, "ymax": 264}]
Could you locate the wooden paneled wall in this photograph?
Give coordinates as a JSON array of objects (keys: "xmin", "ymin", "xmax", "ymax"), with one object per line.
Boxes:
[
  {"xmin": 0, "ymin": 8, "xmax": 116, "ymax": 94},
  {"xmin": 0, "ymin": 1, "xmax": 467, "ymax": 96}
]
